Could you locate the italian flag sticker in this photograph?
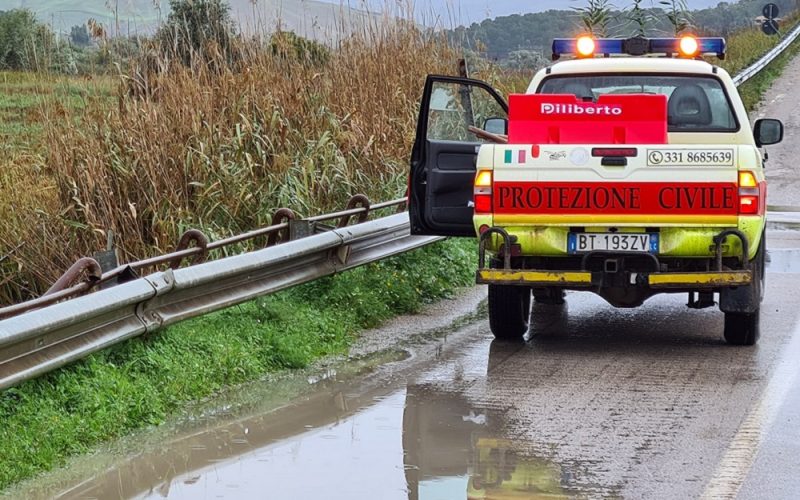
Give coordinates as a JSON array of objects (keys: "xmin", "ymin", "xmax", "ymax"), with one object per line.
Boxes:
[{"xmin": 503, "ymin": 145, "xmax": 539, "ymax": 164}]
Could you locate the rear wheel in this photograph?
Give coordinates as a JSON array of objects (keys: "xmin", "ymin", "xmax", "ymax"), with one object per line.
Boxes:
[
  {"xmin": 723, "ymin": 233, "xmax": 765, "ymax": 346},
  {"xmin": 723, "ymin": 311, "xmax": 760, "ymax": 346},
  {"xmin": 488, "ymin": 284, "xmax": 531, "ymax": 341},
  {"xmin": 533, "ymin": 287, "xmax": 566, "ymax": 305}
]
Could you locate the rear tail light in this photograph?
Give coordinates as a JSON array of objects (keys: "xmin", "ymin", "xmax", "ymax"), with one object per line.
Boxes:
[
  {"xmin": 739, "ymin": 196, "xmax": 758, "ymax": 214},
  {"xmin": 738, "ymin": 170, "xmax": 761, "ymax": 215},
  {"xmin": 474, "ymin": 169, "xmax": 493, "ymax": 214}
]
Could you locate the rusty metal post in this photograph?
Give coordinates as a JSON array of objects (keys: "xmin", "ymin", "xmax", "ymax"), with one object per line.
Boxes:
[
  {"xmin": 267, "ymin": 208, "xmax": 296, "ymax": 246},
  {"xmin": 337, "ymin": 195, "xmax": 371, "ymax": 228},
  {"xmin": 44, "ymin": 258, "xmax": 103, "ymax": 296},
  {"xmin": 168, "ymin": 229, "xmax": 209, "ymax": 269}
]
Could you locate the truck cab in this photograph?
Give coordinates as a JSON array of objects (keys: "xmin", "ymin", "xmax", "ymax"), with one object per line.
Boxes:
[{"xmin": 408, "ymin": 36, "xmax": 784, "ymax": 345}]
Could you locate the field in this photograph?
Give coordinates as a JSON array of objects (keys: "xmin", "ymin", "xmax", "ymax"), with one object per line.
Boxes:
[
  {"xmin": 0, "ymin": 18, "xmax": 478, "ymax": 490},
  {"xmin": 0, "ymin": 73, "xmax": 112, "ymax": 301}
]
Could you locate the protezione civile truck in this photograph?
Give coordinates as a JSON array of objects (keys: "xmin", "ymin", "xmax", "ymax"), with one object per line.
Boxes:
[{"xmin": 408, "ymin": 36, "xmax": 784, "ymax": 345}]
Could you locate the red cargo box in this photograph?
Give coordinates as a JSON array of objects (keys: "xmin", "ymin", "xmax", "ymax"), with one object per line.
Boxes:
[{"xmin": 508, "ymin": 93, "xmax": 668, "ymax": 145}]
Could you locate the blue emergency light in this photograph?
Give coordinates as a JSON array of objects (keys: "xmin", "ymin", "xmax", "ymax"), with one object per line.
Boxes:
[{"xmin": 552, "ymin": 36, "xmax": 726, "ymax": 61}]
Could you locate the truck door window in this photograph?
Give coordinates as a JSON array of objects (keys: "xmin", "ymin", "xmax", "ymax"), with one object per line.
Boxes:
[
  {"xmin": 427, "ymin": 81, "xmax": 507, "ymax": 142},
  {"xmin": 538, "ymin": 74, "xmax": 739, "ymax": 133}
]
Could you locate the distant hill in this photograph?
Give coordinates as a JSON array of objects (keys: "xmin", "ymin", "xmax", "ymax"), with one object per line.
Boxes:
[
  {"xmin": 10, "ymin": 0, "xmax": 798, "ymax": 43},
  {"xmin": 9, "ymin": 0, "xmax": 161, "ymax": 35},
  {"xmin": 321, "ymin": 0, "xmax": 732, "ymax": 25},
  {"xmin": 450, "ymin": 0, "xmax": 800, "ymax": 59},
  {"xmin": 8, "ymin": 0, "xmax": 380, "ymax": 40}
]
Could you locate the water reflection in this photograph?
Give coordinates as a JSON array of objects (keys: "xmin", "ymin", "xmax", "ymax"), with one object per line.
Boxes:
[
  {"xmin": 30, "ymin": 311, "xmax": 584, "ymax": 500},
  {"xmin": 402, "ymin": 382, "xmax": 569, "ymax": 500}
]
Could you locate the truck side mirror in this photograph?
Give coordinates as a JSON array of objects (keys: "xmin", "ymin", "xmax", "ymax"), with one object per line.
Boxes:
[
  {"xmin": 483, "ymin": 117, "xmax": 508, "ymax": 135},
  {"xmin": 754, "ymin": 118, "xmax": 783, "ymax": 147}
]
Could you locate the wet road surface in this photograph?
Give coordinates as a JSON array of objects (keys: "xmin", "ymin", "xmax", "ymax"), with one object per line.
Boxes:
[
  {"xmin": 20, "ymin": 232, "xmax": 800, "ymax": 500},
  {"xmin": 9, "ymin": 33, "xmax": 800, "ymax": 500}
]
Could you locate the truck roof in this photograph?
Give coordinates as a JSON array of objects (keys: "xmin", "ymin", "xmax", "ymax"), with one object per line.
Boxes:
[{"xmin": 527, "ymin": 57, "xmax": 729, "ymax": 93}]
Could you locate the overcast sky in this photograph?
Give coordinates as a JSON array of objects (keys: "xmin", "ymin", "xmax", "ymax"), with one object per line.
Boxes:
[{"xmin": 331, "ymin": 0, "xmax": 730, "ymax": 25}]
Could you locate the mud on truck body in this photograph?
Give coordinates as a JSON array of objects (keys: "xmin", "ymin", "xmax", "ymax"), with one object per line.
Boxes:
[{"xmin": 408, "ymin": 36, "xmax": 784, "ymax": 346}]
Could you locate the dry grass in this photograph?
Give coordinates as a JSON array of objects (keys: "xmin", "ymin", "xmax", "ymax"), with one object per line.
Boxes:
[
  {"xmin": 719, "ymin": 11, "xmax": 800, "ymax": 76},
  {"xmin": 0, "ymin": 21, "xmax": 456, "ymax": 303}
]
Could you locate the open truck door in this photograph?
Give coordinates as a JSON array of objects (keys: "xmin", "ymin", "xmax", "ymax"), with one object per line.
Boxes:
[{"xmin": 409, "ymin": 75, "xmax": 508, "ymax": 236}]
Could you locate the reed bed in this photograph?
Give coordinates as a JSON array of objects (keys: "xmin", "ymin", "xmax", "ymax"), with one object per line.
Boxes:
[{"xmin": 0, "ymin": 20, "xmax": 457, "ymax": 303}]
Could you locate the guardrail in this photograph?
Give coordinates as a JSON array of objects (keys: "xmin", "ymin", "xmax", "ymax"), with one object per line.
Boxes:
[
  {"xmin": 767, "ymin": 205, "xmax": 800, "ymax": 226},
  {"xmin": 3, "ymin": 25, "xmax": 800, "ymax": 390},
  {"xmin": 732, "ymin": 20, "xmax": 800, "ymax": 86},
  {"xmin": 0, "ymin": 211, "xmax": 441, "ymax": 389}
]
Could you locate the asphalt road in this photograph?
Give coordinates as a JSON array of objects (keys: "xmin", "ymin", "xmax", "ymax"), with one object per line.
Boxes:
[{"xmin": 756, "ymin": 50, "xmax": 800, "ymax": 208}]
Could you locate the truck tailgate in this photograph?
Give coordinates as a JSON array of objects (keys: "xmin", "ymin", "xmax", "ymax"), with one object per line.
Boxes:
[{"xmin": 490, "ymin": 144, "xmax": 742, "ymax": 227}]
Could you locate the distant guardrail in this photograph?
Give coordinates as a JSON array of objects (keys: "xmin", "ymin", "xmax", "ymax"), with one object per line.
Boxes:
[{"xmin": 732, "ymin": 20, "xmax": 800, "ymax": 86}]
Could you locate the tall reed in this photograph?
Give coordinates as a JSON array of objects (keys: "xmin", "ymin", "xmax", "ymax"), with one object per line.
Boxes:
[{"xmin": 0, "ymin": 18, "xmax": 456, "ymax": 302}]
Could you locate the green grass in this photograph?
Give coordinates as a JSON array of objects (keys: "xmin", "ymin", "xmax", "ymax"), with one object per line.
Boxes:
[
  {"xmin": 0, "ymin": 238, "xmax": 474, "ymax": 490},
  {"xmin": 2, "ymin": 9, "xmax": 800, "ymax": 494},
  {"xmin": 720, "ymin": 11, "xmax": 800, "ymax": 110}
]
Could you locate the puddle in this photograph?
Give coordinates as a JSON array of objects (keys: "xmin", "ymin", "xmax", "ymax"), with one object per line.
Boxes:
[
  {"xmin": 49, "ymin": 383, "xmax": 584, "ymax": 500},
  {"xmin": 766, "ymin": 249, "xmax": 800, "ymax": 273},
  {"xmin": 22, "ymin": 322, "xmax": 606, "ymax": 500},
  {"xmin": 402, "ymin": 384, "xmax": 579, "ymax": 500}
]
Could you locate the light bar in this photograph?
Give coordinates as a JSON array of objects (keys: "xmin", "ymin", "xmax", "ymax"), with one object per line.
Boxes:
[{"xmin": 552, "ymin": 36, "xmax": 726, "ymax": 60}]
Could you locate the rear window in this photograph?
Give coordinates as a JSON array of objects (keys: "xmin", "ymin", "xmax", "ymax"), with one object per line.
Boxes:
[{"xmin": 538, "ymin": 74, "xmax": 738, "ymax": 133}]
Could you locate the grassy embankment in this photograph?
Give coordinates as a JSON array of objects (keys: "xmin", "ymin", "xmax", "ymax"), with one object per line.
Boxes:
[
  {"xmin": 2, "ymin": 12, "xmax": 800, "ymax": 492},
  {"xmin": 720, "ymin": 10, "xmax": 800, "ymax": 109},
  {"xmin": 0, "ymin": 240, "xmax": 474, "ymax": 490}
]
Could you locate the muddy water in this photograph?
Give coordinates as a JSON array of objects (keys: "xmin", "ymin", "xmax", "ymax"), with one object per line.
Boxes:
[{"xmin": 51, "ymin": 335, "xmax": 586, "ymax": 500}]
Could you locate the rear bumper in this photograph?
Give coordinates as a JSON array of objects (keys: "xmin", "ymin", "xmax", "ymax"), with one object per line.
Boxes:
[
  {"xmin": 476, "ymin": 268, "xmax": 751, "ymax": 288},
  {"xmin": 476, "ymin": 226, "xmax": 753, "ymax": 291},
  {"xmin": 473, "ymin": 216, "xmax": 766, "ymax": 260}
]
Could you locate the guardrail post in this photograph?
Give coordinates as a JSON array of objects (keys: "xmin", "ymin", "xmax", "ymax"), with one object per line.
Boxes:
[{"xmin": 289, "ymin": 220, "xmax": 315, "ymax": 240}]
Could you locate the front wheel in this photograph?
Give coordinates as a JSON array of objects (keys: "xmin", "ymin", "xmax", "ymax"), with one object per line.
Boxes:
[{"xmin": 488, "ymin": 285, "xmax": 531, "ymax": 341}]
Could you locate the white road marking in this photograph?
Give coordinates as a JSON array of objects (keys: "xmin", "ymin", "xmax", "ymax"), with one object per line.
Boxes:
[{"xmin": 701, "ymin": 314, "xmax": 800, "ymax": 499}]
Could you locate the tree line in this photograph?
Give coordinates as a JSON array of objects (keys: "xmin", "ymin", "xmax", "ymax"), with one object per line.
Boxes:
[
  {"xmin": 450, "ymin": 0, "xmax": 800, "ymax": 61},
  {"xmin": 0, "ymin": 0, "xmax": 329, "ymax": 75}
]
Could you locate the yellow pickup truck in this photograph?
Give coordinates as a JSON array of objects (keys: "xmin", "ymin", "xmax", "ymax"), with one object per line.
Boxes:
[{"xmin": 409, "ymin": 36, "xmax": 783, "ymax": 345}]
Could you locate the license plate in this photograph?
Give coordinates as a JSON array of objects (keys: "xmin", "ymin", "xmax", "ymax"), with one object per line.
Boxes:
[{"xmin": 568, "ymin": 233, "xmax": 658, "ymax": 253}]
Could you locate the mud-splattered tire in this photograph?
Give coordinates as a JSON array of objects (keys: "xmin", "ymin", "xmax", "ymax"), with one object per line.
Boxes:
[
  {"xmin": 488, "ymin": 285, "xmax": 531, "ymax": 341},
  {"xmin": 723, "ymin": 310, "xmax": 760, "ymax": 346},
  {"xmin": 723, "ymin": 234, "xmax": 765, "ymax": 346},
  {"xmin": 533, "ymin": 288, "xmax": 566, "ymax": 305}
]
